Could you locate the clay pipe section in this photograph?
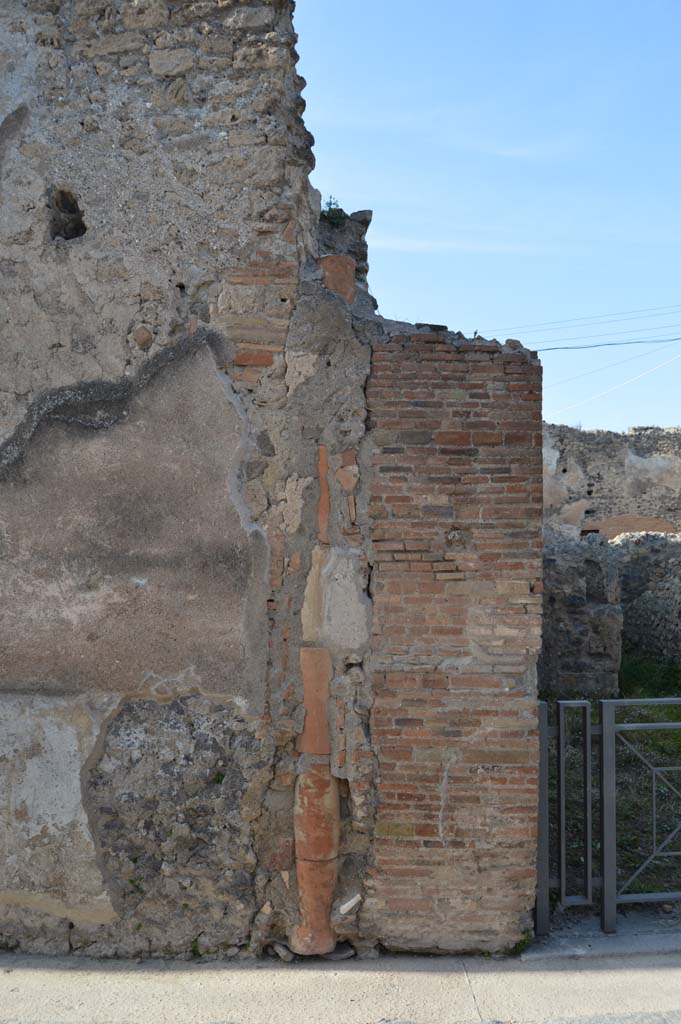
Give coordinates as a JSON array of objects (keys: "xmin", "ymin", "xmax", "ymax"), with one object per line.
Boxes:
[
  {"xmin": 291, "ymin": 763, "xmax": 340, "ymax": 955},
  {"xmin": 290, "ymin": 647, "xmax": 340, "ymax": 955}
]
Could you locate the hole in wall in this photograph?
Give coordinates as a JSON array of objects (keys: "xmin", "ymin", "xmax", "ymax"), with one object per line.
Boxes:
[{"xmin": 48, "ymin": 187, "xmax": 87, "ymax": 240}]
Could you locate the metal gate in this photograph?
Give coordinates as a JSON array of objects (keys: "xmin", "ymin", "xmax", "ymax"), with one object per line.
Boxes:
[{"xmin": 536, "ymin": 698, "xmax": 681, "ymax": 935}]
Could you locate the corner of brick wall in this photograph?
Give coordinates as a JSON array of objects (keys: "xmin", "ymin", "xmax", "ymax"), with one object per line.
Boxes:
[{"xmin": 361, "ymin": 334, "xmax": 543, "ymax": 953}]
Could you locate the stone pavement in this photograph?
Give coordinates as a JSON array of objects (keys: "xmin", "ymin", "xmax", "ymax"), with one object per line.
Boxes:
[{"xmin": 2, "ymin": 944, "xmax": 681, "ymax": 1024}]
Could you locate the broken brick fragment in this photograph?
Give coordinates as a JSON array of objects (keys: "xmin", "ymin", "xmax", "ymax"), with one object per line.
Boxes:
[{"xmin": 319, "ymin": 254, "xmax": 356, "ymax": 305}]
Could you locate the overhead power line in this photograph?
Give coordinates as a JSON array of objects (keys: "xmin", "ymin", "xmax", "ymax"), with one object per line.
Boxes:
[
  {"xmin": 483, "ymin": 303, "xmax": 681, "ymax": 335},
  {"xmin": 532, "ymin": 321, "xmax": 681, "ymax": 345},
  {"xmin": 506, "ymin": 308, "xmax": 681, "ymax": 336},
  {"xmin": 537, "ymin": 335, "xmax": 681, "ymax": 353},
  {"xmin": 554, "ymin": 350, "xmax": 681, "ymax": 415},
  {"xmin": 545, "ymin": 338, "xmax": 681, "ymax": 390}
]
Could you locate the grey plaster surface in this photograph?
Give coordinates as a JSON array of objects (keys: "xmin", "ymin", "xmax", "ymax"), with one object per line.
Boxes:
[
  {"xmin": 2, "ymin": 948, "xmax": 681, "ymax": 1024},
  {"xmin": 0, "ymin": 347, "xmax": 268, "ymax": 705}
]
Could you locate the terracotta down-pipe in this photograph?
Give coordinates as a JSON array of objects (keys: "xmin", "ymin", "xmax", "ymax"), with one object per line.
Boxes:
[
  {"xmin": 290, "ymin": 647, "xmax": 339, "ymax": 955},
  {"xmin": 290, "ymin": 763, "xmax": 340, "ymax": 954}
]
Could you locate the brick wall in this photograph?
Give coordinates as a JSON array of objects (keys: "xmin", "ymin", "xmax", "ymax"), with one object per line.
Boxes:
[{"xmin": 362, "ymin": 332, "xmax": 543, "ymax": 953}]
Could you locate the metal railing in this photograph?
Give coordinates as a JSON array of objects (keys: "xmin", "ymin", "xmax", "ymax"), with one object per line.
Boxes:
[{"xmin": 536, "ymin": 697, "xmax": 681, "ymax": 935}]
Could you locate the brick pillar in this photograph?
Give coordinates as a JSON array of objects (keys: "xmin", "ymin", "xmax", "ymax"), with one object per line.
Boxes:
[{"xmin": 363, "ymin": 333, "xmax": 543, "ymax": 953}]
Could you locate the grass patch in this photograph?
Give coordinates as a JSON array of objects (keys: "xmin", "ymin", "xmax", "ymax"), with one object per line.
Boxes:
[{"xmin": 506, "ymin": 931, "xmax": 533, "ymax": 956}]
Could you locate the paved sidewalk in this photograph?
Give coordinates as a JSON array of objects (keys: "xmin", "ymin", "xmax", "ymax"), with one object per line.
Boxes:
[{"xmin": 2, "ymin": 944, "xmax": 681, "ymax": 1024}]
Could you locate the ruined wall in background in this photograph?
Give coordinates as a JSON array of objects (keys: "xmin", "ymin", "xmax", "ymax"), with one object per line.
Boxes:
[
  {"xmin": 538, "ymin": 531, "xmax": 622, "ymax": 698},
  {"xmin": 541, "ymin": 425, "xmax": 681, "ymax": 697},
  {"xmin": 544, "ymin": 425, "xmax": 681, "ymax": 536},
  {"xmin": 0, "ymin": 0, "xmax": 544, "ymax": 958},
  {"xmin": 612, "ymin": 533, "xmax": 681, "ymax": 665}
]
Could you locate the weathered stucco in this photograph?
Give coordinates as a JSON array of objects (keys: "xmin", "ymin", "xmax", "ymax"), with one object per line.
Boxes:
[
  {"xmin": 1, "ymin": 0, "xmax": 544, "ymax": 958},
  {"xmin": 0, "ymin": 345, "xmax": 269, "ymax": 703},
  {"xmin": 0, "ymin": 692, "xmax": 118, "ymax": 953}
]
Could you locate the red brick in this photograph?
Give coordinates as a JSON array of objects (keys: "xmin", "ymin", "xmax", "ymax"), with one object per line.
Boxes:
[
  {"xmin": 365, "ymin": 336, "xmax": 543, "ymax": 953},
  {"xmin": 233, "ymin": 349, "xmax": 274, "ymax": 367}
]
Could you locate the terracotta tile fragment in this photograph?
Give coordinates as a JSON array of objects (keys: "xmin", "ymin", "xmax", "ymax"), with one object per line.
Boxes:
[
  {"xmin": 335, "ymin": 464, "xmax": 359, "ymax": 493},
  {"xmin": 319, "ymin": 254, "xmax": 356, "ymax": 305}
]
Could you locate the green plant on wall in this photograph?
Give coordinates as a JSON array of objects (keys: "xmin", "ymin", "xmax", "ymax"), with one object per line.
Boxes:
[{"xmin": 321, "ymin": 195, "xmax": 347, "ymax": 225}]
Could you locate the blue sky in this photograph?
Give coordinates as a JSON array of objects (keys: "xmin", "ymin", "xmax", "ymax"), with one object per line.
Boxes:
[{"xmin": 294, "ymin": 0, "xmax": 681, "ymax": 431}]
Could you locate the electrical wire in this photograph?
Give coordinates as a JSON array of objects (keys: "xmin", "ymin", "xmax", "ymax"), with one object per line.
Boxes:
[
  {"xmin": 509, "ymin": 309, "xmax": 681, "ymax": 336},
  {"xmin": 554, "ymin": 350, "xmax": 681, "ymax": 415},
  {"xmin": 483, "ymin": 303, "xmax": 681, "ymax": 335},
  {"xmin": 529, "ymin": 321, "xmax": 681, "ymax": 345},
  {"xmin": 544, "ymin": 338, "xmax": 681, "ymax": 390},
  {"xmin": 537, "ymin": 335, "xmax": 681, "ymax": 353}
]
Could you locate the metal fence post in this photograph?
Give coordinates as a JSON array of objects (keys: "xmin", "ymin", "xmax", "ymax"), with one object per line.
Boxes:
[
  {"xmin": 581, "ymin": 703, "xmax": 593, "ymax": 905},
  {"xmin": 536, "ymin": 701, "xmax": 551, "ymax": 936},
  {"xmin": 600, "ymin": 700, "xmax": 617, "ymax": 933},
  {"xmin": 557, "ymin": 702, "xmax": 567, "ymax": 905}
]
